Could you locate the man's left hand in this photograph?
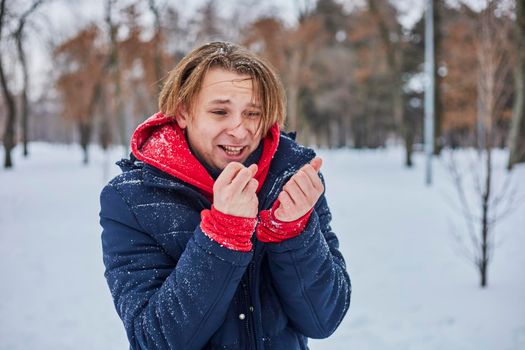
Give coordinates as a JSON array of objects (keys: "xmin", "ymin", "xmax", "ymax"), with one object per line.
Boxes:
[{"xmin": 273, "ymin": 157, "xmax": 324, "ymax": 222}]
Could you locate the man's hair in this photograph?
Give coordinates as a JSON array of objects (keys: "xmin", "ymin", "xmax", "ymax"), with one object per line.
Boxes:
[{"xmin": 159, "ymin": 41, "xmax": 286, "ymax": 136}]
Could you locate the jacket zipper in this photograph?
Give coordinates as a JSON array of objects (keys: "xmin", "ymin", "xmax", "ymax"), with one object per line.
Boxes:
[
  {"xmin": 244, "ymin": 247, "xmax": 258, "ymax": 349},
  {"xmin": 244, "ymin": 174, "xmax": 288, "ymax": 349},
  {"xmin": 243, "ymin": 278, "xmax": 257, "ymax": 349}
]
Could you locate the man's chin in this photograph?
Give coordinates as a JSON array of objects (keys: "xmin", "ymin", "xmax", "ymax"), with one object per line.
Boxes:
[{"xmin": 217, "ymin": 150, "xmax": 250, "ymax": 166}]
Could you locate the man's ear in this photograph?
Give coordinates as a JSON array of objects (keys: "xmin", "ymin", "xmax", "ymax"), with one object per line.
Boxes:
[{"xmin": 174, "ymin": 104, "xmax": 190, "ymax": 129}]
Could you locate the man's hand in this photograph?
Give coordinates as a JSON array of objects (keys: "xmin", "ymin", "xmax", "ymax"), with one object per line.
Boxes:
[
  {"xmin": 213, "ymin": 162, "xmax": 259, "ymax": 218},
  {"xmin": 273, "ymin": 157, "xmax": 324, "ymax": 222}
]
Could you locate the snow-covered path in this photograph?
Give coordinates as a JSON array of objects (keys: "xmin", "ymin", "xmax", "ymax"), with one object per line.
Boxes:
[{"xmin": 1, "ymin": 144, "xmax": 524, "ymax": 349}]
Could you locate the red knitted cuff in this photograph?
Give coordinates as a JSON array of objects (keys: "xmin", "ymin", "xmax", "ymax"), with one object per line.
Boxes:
[
  {"xmin": 200, "ymin": 206, "xmax": 257, "ymax": 252},
  {"xmin": 256, "ymin": 202, "xmax": 312, "ymax": 243}
]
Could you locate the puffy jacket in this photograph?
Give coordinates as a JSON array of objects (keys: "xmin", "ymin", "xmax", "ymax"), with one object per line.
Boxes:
[{"xmin": 100, "ymin": 113, "xmax": 351, "ymax": 349}]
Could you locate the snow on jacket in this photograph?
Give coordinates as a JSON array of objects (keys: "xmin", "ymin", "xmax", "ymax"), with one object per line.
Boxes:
[{"xmin": 100, "ymin": 112, "xmax": 351, "ymax": 349}]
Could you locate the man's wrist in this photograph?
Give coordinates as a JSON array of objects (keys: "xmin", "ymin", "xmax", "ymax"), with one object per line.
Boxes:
[
  {"xmin": 200, "ymin": 206, "xmax": 257, "ymax": 252},
  {"xmin": 256, "ymin": 207, "xmax": 312, "ymax": 243}
]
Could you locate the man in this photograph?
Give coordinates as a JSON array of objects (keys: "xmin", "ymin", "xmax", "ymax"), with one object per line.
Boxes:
[{"xmin": 100, "ymin": 41, "xmax": 351, "ymax": 349}]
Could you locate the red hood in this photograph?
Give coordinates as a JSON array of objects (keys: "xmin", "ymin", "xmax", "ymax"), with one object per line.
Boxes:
[{"xmin": 130, "ymin": 112, "xmax": 280, "ymax": 198}]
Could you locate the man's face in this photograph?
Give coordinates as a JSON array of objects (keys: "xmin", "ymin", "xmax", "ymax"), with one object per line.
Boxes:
[{"xmin": 176, "ymin": 68, "xmax": 263, "ymax": 170}]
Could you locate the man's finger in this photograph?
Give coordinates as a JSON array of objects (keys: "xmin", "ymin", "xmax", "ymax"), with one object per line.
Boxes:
[
  {"xmin": 291, "ymin": 170, "xmax": 315, "ymax": 197},
  {"xmin": 301, "ymin": 165, "xmax": 324, "ymax": 193},
  {"xmin": 310, "ymin": 157, "xmax": 323, "ymax": 172},
  {"xmin": 248, "ymin": 163, "xmax": 258, "ymax": 177},
  {"xmin": 215, "ymin": 162, "xmax": 244, "ymax": 188},
  {"xmin": 283, "ymin": 181, "xmax": 307, "ymax": 207},
  {"xmin": 243, "ymin": 178, "xmax": 258, "ymax": 194},
  {"xmin": 275, "ymin": 191, "xmax": 294, "ymax": 217},
  {"xmin": 236, "ymin": 164, "xmax": 258, "ymax": 192},
  {"xmin": 230, "ymin": 167, "xmax": 256, "ymax": 192}
]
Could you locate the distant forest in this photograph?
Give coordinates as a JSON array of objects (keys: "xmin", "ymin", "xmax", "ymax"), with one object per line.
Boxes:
[{"xmin": 1, "ymin": 0, "xmax": 524, "ymax": 168}]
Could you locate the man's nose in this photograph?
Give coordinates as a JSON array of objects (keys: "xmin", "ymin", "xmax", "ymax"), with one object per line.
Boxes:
[{"xmin": 226, "ymin": 113, "xmax": 248, "ymax": 138}]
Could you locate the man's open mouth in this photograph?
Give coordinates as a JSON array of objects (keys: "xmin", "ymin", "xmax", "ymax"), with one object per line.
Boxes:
[{"xmin": 219, "ymin": 145, "xmax": 245, "ymax": 156}]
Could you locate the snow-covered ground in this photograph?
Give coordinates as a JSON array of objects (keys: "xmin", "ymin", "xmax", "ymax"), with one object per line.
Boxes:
[{"xmin": 0, "ymin": 143, "xmax": 524, "ymax": 350}]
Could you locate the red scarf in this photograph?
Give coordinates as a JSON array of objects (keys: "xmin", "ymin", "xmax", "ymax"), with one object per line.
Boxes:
[{"xmin": 130, "ymin": 112, "xmax": 279, "ymax": 199}]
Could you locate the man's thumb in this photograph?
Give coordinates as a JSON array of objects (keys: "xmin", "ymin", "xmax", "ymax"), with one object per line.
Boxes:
[{"xmin": 310, "ymin": 157, "xmax": 323, "ymax": 172}]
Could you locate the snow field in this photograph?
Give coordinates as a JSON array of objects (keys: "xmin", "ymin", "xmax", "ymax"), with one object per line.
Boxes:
[{"xmin": 0, "ymin": 144, "xmax": 524, "ymax": 349}]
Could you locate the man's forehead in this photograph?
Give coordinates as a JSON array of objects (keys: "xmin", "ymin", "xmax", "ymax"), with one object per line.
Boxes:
[{"xmin": 202, "ymin": 77, "xmax": 254, "ymax": 90}]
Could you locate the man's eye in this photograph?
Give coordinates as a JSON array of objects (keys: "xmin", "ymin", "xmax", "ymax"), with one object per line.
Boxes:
[{"xmin": 245, "ymin": 111, "xmax": 262, "ymax": 119}]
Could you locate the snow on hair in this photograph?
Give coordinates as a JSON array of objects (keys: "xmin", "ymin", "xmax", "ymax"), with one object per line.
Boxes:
[{"xmin": 158, "ymin": 41, "xmax": 286, "ymax": 136}]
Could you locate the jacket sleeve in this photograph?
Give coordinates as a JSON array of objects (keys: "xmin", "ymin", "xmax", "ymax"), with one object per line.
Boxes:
[
  {"xmin": 264, "ymin": 189, "xmax": 351, "ymax": 339},
  {"xmin": 100, "ymin": 184, "xmax": 251, "ymax": 349}
]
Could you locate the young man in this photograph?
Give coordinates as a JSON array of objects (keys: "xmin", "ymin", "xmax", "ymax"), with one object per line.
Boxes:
[{"xmin": 100, "ymin": 41, "xmax": 351, "ymax": 349}]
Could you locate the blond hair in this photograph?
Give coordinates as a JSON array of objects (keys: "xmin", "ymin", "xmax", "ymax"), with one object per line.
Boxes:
[{"xmin": 159, "ymin": 41, "xmax": 286, "ymax": 136}]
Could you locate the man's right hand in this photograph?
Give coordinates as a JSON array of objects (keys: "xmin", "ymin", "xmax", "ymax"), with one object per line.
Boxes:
[{"xmin": 213, "ymin": 162, "xmax": 259, "ymax": 218}]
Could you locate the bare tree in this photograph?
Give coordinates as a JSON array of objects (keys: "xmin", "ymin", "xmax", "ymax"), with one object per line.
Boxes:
[
  {"xmin": 507, "ymin": 0, "xmax": 525, "ymax": 168},
  {"xmin": 475, "ymin": 3, "xmax": 514, "ymax": 151},
  {"xmin": 446, "ymin": 1, "xmax": 516, "ymax": 288},
  {"xmin": 433, "ymin": 0, "xmax": 444, "ymax": 155},
  {"xmin": 106, "ymin": 0, "xmax": 127, "ymax": 155},
  {"xmin": 0, "ymin": 0, "xmax": 16, "ymax": 168},
  {"xmin": 194, "ymin": 0, "xmax": 222, "ymax": 42},
  {"xmin": 148, "ymin": 0, "xmax": 164, "ymax": 95},
  {"xmin": 14, "ymin": 0, "xmax": 46, "ymax": 157},
  {"xmin": 53, "ymin": 25, "xmax": 105, "ymax": 164},
  {"xmin": 284, "ymin": 16, "xmax": 324, "ymax": 136},
  {"xmin": 242, "ymin": 13, "xmax": 324, "ymax": 140},
  {"xmin": 367, "ymin": 0, "xmax": 414, "ymax": 166},
  {"xmin": 438, "ymin": 4, "xmax": 479, "ymax": 146}
]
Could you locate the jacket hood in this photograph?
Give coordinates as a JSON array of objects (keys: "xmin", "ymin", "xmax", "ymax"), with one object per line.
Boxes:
[{"xmin": 130, "ymin": 112, "xmax": 280, "ymax": 197}]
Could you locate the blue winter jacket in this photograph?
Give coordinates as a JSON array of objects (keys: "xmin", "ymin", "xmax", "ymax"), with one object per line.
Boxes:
[{"xmin": 100, "ymin": 132, "xmax": 351, "ymax": 349}]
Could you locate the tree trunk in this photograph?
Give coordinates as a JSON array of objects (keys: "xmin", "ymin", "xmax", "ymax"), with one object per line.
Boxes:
[
  {"xmin": 107, "ymin": 0, "xmax": 127, "ymax": 155},
  {"xmin": 0, "ymin": 0, "xmax": 16, "ymax": 168},
  {"xmin": 15, "ymin": 25, "xmax": 30, "ymax": 157},
  {"xmin": 403, "ymin": 113, "xmax": 415, "ymax": 167},
  {"xmin": 329, "ymin": 118, "xmax": 339, "ymax": 148},
  {"xmin": 339, "ymin": 114, "xmax": 349, "ymax": 147},
  {"xmin": 79, "ymin": 120, "xmax": 92, "ymax": 165},
  {"xmin": 395, "ymin": 81, "xmax": 413, "ymax": 167},
  {"xmin": 0, "ymin": 61, "xmax": 16, "ymax": 168},
  {"xmin": 479, "ymin": 259, "xmax": 487, "ymax": 287},
  {"xmin": 13, "ymin": 0, "xmax": 45, "ymax": 158},
  {"xmin": 97, "ymin": 85, "xmax": 111, "ymax": 151},
  {"xmin": 479, "ymin": 145, "xmax": 491, "ymax": 288},
  {"xmin": 367, "ymin": 0, "xmax": 411, "ymax": 166},
  {"xmin": 433, "ymin": 0, "xmax": 443, "ymax": 155},
  {"xmin": 353, "ymin": 108, "xmax": 366, "ymax": 149},
  {"xmin": 148, "ymin": 0, "xmax": 163, "ymax": 96},
  {"xmin": 507, "ymin": 0, "xmax": 525, "ymax": 169},
  {"xmin": 286, "ymin": 49, "xmax": 301, "ymax": 132}
]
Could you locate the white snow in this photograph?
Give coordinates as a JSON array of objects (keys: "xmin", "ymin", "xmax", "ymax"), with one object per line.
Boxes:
[{"xmin": 1, "ymin": 143, "xmax": 524, "ymax": 349}]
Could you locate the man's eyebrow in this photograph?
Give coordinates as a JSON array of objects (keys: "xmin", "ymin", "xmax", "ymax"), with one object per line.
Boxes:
[
  {"xmin": 208, "ymin": 99, "xmax": 231, "ymax": 105},
  {"xmin": 207, "ymin": 99, "xmax": 262, "ymax": 108}
]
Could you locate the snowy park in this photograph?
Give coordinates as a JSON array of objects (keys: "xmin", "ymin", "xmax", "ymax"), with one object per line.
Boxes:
[
  {"xmin": 1, "ymin": 1, "xmax": 525, "ymax": 348},
  {"xmin": 0, "ymin": 143, "xmax": 524, "ymax": 350}
]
